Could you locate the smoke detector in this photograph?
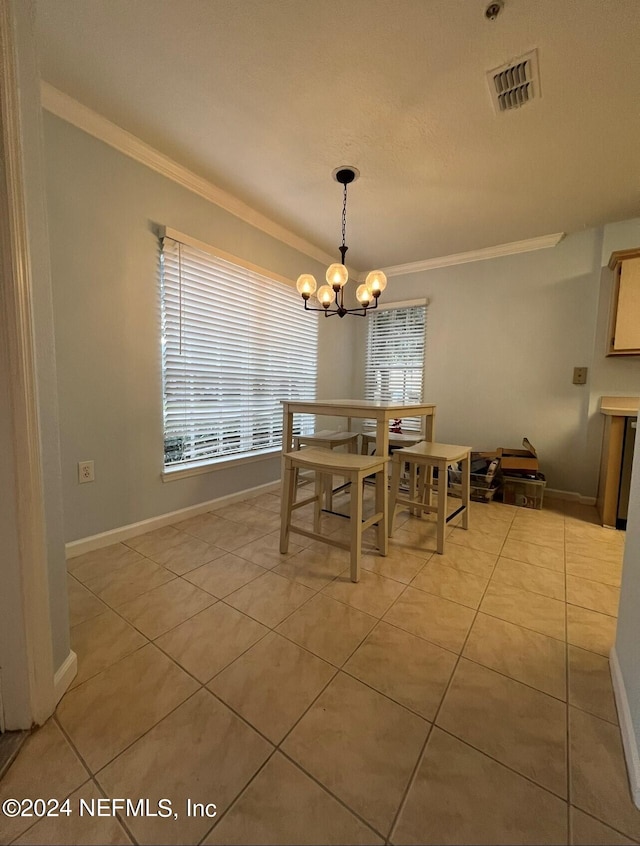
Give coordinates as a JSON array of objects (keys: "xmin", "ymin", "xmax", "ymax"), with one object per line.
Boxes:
[{"xmin": 487, "ymin": 49, "xmax": 540, "ymax": 113}]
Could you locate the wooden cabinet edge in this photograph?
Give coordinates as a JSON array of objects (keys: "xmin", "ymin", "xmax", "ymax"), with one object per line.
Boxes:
[{"xmin": 606, "ymin": 249, "xmax": 640, "ymax": 356}]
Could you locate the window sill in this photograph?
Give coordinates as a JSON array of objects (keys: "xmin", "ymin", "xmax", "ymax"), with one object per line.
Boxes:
[{"xmin": 162, "ymin": 447, "xmax": 281, "ymax": 482}]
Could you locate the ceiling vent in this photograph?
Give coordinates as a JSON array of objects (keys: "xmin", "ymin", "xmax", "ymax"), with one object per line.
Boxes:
[{"xmin": 487, "ymin": 49, "xmax": 540, "ymax": 113}]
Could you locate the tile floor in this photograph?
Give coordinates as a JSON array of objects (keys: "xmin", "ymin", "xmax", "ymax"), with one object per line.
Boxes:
[{"xmin": 1, "ymin": 489, "xmax": 639, "ymax": 845}]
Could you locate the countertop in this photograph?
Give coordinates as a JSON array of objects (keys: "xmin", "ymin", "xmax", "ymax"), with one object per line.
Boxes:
[{"xmin": 600, "ymin": 396, "xmax": 640, "ymax": 416}]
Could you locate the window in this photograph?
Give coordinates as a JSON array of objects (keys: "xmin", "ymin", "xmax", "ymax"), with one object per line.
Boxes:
[
  {"xmin": 160, "ymin": 231, "xmax": 318, "ymax": 470},
  {"xmin": 364, "ymin": 301, "xmax": 427, "ymax": 431}
]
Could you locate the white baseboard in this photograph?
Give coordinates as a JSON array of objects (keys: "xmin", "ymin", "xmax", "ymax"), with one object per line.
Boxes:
[
  {"xmin": 545, "ymin": 488, "xmax": 596, "ymax": 505},
  {"xmin": 65, "ymin": 480, "xmax": 281, "ymax": 559},
  {"xmin": 610, "ymin": 646, "xmax": 640, "ymax": 809},
  {"xmin": 53, "ymin": 651, "xmax": 77, "ymax": 705}
]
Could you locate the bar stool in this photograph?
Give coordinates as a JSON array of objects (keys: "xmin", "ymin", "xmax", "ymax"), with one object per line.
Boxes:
[
  {"xmin": 280, "ymin": 447, "xmax": 388, "ymax": 582},
  {"xmin": 293, "ymin": 430, "xmax": 359, "ymax": 511},
  {"xmin": 388, "ymin": 441, "xmax": 471, "ymax": 554}
]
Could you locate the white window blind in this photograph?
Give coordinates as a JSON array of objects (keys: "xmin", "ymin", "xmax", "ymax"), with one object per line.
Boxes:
[
  {"xmin": 161, "ymin": 234, "xmax": 318, "ymax": 468},
  {"xmin": 364, "ymin": 303, "xmax": 427, "ymax": 432}
]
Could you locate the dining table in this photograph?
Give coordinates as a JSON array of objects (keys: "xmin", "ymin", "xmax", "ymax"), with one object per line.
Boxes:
[{"xmin": 280, "ymin": 399, "xmax": 437, "ymax": 553}]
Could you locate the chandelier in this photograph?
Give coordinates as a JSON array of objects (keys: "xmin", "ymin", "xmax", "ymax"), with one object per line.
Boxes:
[{"xmin": 296, "ymin": 167, "xmax": 387, "ymax": 317}]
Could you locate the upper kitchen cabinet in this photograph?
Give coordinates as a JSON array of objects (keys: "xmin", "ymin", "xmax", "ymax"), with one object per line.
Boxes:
[{"xmin": 607, "ymin": 248, "xmax": 640, "ymax": 355}]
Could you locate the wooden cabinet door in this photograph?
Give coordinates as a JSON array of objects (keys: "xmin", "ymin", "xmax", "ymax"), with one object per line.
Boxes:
[{"xmin": 608, "ymin": 250, "xmax": 640, "ymax": 356}]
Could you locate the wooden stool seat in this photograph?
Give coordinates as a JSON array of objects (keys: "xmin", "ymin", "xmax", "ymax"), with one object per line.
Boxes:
[
  {"xmin": 294, "ymin": 429, "xmax": 359, "ymax": 449},
  {"xmin": 360, "ymin": 431, "xmax": 423, "ymax": 454},
  {"xmin": 280, "ymin": 447, "xmax": 388, "ymax": 582},
  {"xmin": 293, "ymin": 430, "xmax": 359, "ymax": 510},
  {"xmin": 389, "ymin": 441, "xmax": 471, "ymax": 554}
]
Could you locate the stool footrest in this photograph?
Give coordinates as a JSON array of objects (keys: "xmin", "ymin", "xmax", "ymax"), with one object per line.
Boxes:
[{"xmin": 446, "ymin": 504, "xmax": 466, "ymax": 524}]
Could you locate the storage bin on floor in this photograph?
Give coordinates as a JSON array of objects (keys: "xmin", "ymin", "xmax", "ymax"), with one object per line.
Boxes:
[{"xmin": 502, "ymin": 473, "xmax": 546, "ymax": 509}]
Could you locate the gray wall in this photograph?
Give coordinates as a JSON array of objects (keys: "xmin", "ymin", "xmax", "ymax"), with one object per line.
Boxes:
[
  {"xmin": 353, "ymin": 223, "xmax": 640, "ymax": 497},
  {"xmin": 43, "ymin": 114, "xmax": 355, "ymax": 542}
]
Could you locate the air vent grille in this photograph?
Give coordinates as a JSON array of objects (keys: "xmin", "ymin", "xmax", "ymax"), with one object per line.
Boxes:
[{"xmin": 487, "ymin": 49, "xmax": 540, "ymax": 113}]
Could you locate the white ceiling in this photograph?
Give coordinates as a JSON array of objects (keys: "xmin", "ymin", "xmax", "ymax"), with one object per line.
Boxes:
[{"xmin": 34, "ymin": 0, "xmax": 640, "ymax": 271}]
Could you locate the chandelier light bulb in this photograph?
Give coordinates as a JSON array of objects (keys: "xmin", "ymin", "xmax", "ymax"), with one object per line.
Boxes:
[
  {"xmin": 365, "ymin": 270, "xmax": 387, "ymax": 296},
  {"xmin": 326, "ymin": 263, "xmax": 348, "ymax": 289},
  {"xmin": 316, "ymin": 285, "xmax": 336, "ymax": 307},
  {"xmin": 355, "ymin": 284, "xmax": 371, "ymax": 306},
  {"xmin": 296, "ymin": 274, "xmax": 317, "ymax": 298}
]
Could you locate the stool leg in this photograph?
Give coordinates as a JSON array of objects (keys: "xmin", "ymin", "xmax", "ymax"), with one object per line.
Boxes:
[
  {"xmin": 314, "ymin": 471, "xmax": 323, "ymax": 533},
  {"xmin": 280, "ymin": 460, "xmax": 296, "ymax": 554},
  {"xmin": 325, "ymin": 468, "xmax": 334, "ymax": 512},
  {"xmin": 350, "ymin": 470, "xmax": 363, "ymax": 582},
  {"xmin": 375, "ymin": 463, "xmax": 388, "ymax": 555},
  {"xmin": 388, "ymin": 455, "xmax": 401, "ymax": 537},
  {"xmin": 436, "ymin": 458, "xmax": 447, "ymax": 554},
  {"xmin": 461, "ymin": 453, "xmax": 470, "ymax": 529}
]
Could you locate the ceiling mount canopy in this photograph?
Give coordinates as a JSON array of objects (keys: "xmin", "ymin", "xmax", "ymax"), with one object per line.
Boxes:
[{"xmin": 296, "ymin": 167, "xmax": 387, "ymax": 318}]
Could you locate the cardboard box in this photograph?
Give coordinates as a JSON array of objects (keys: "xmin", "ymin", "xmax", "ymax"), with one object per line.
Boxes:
[{"xmin": 498, "ymin": 438, "xmax": 538, "ymax": 475}]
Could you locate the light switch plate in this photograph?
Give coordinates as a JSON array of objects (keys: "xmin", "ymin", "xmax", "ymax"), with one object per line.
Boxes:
[{"xmin": 573, "ymin": 367, "xmax": 588, "ymax": 385}]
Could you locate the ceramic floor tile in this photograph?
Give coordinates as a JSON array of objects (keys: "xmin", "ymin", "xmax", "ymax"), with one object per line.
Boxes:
[
  {"xmin": 567, "ymin": 574, "xmax": 620, "ymax": 617},
  {"xmin": 14, "ymin": 781, "xmax": 132, "ymax": 845},
  {"xmin": 419, "ymin": 542, "xmax": 497, "ymax": 578},
  {"xmin": 480, "ymin": 581, "xmax": 566, "ymax": 641},
  {"xmin": 156, "ymin": 602, "xmax": 268, "ymax": 683},
  {"xmin": 244, "ymin": 492, "xmax": 282, "ymax": 513},
  {"xmin": 67, "ymin": 574, "xmax": 107, "ymax": 626},
  {"xmin": 570, "ymin": 706, "xmax": 640, "ymax": 840},
  {"xmin": 212, "ymin": 502, "xmax": 281, "ymax": 534},
  {"xmin": 570, "ymin": 807, "xmax": 636, "ymax": 845},
  {"xmin": 566, "ymin": 551, "xmax": 622, "ymax": 587},
  {"xmin": 383, "ymin": 586, "xmax": 475, "ymax": 653},
  {"xmin": 411, "ymin": 560, "xmax": 488, "ymax": 609},
  {"xmin": 500, "ymin": 538, "xmax": 565, "ymax": 573},
  {"xmin": 182, "ymin": 553, "xmax": 267, "ymax": 598},
  {"xmin": 436, "ymin": 658, "xmax": 567, "ymax": 797},
  {"xmin": 116, "ymin": 577, "xmax": 216, "ymax": 639},
  {"xmin": 98, "ymin": 689, "xmax": 272, "ymax": 846},
  {"xmin": 124, "ymin": 525, "xmax": 182, "ymax": 558},
  {"xmin": 83, "ymin": 557, "xmax": 175, "ymax": 607},
  {"xmin": 224, "ymin": 571, "xmax": 315, "ymax": 628},
  {"xmin": 492, "ymin": 556, "xmax": 565, "ymax": 600},
  {"xmin": 68, "ymin": 543, "xmax": 146, "ymax": 584},
  {"xmin": 566, "ymin": 537, "xmax": 624, "ymax": 566},
  {"xmin": 271, "ymin": 545, "xmax": 347, "ymax": 590},
  {"xmin": 234, "ymin": 530, "xmax": 303, "ymax": 569},
  {"xmin": 565, "ymin": 522, "xmax": 625, "ymax": 545},
  {"xmin": 277, "ymin": 593, "xmax": 377, "ymax": 666},
  {"xmin": 322, "ymin": 568, "xmax": 406, "ymax": 617},
  {"xmin": 344, "ymin": 621, "xmax": 457, "ymax": 720},
  {"xmin": 463, "ymin": 612, "xmax": 567, "ymax": 699},
  {"xmin": 391, "ymin": 728, "xmax": 567, "ymax": 845},
  {"xmin": 568, "ymin": 646, "xmax": 618, "ymax": 724},
  {"xmin": 56, "ymin": 643, "xmax": 199, "ymax": 771},
  {"xmin": 282, "ymin": 672, "xmax": 429, "ymax": 836},
  {"xmin": 0, "ymin": 721, "xmax": 88, "ymax": 844},
  {"xmin": 360, "ymin": 545, "xmax": 429, "ymax": 584},
  {"xmin": 148, "ymin": 532, "xmax": 226, "ymax": 575},
  {"xmin": 448, "ymin": 525, "xmax": 506, "ymax": 555},
  {"xmin": 567, "ymin": 604, "xmax": 617, "ymax": 657},
  {"xmin": 175, "ymin": 512, "xmax": 265, "ymax": 551},
  {"xmin": 204, "ymin": 752, "xmax": 382, "ymax": 845},
  {"xmin": 507, "ymin": 524, "xmax": 565, "ymax": 550},
  {"xmin": 208, "ymin": 632, "xmax": 335, "ymax": 743},
  {"xmin": 70, "ymin": 609, "xmax": 146, "ymax": 688}
]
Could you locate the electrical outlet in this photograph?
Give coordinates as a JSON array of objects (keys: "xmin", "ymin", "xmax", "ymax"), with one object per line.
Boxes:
[
  {"xmin": 573, "ymin": 367, "xmax": 588, "ymax": 385},
  {"xmin": 78, "ymin": 460, "xmax": 95, "ymax": 483}
]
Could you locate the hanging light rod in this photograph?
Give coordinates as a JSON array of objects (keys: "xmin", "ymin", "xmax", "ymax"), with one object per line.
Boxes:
[{"xmin": 296, "ymin": 167, "xmax": 387, "ymax": 317}]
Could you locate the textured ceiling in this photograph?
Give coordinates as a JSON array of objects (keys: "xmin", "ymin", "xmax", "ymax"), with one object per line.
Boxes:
[{"xmin": 34, "ymin": 0, "xmax": 640, "ymax": 270}]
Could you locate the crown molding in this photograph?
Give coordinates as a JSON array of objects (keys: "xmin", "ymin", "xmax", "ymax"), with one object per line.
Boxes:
[
  {"xmin": 40, "ymin": 82, "xmax": 336, "ymax": 268},
  {"xmin": 382, "ymin": 232, "xmax": 566, "ymax": 277}
]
